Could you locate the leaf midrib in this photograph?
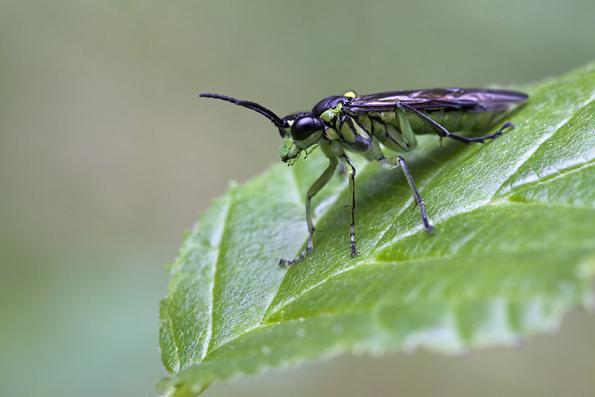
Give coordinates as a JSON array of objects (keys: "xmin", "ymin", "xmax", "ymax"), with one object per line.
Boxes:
[{"xmin": 204, "ymin": 193, "xmax": 233, "ymax": 358}]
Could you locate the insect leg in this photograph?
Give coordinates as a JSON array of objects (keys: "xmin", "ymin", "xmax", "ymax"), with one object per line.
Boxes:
[
  {"xmin": 341, "ymin": 155, "xmax": 360, "ymax": 257},
  {"xmin": 279, "ymin": 155, "xmax": 339, "ymax": 268},
  {"xmin": 380, "ymin": 156, "xmax": 434, "ymax": 232},
  {"xmin": 397, "ymin": 102, "xmax": 513, "ymax": 144}
]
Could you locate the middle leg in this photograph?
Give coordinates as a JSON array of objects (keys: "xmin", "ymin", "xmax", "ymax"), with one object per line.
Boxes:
[
  {"xmin": 341, "ymin": 155, "xmax": 360, "ymax": 257},
  {"xmin": 380, "ymin": 155, "xmax": 434, "ymax": 232}
]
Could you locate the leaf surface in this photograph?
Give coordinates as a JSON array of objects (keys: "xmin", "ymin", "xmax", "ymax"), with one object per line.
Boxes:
[{"xmin": 159, "ymin": 63, "xmax": 595, "ymax": 396}]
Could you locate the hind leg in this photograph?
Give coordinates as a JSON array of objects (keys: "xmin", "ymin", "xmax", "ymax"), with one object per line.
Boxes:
[{"xmin": 397, "ymin": 102, "xmax": 514, "ymax": 144}]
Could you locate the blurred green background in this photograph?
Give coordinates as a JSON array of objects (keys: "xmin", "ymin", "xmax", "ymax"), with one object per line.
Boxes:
[{"xmin": 1, "ymin": 1, "xmax": 594, "ymax": 396}]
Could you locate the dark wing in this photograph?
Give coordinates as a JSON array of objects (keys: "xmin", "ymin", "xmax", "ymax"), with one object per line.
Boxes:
[{"xmin": 346, "ymin": 88, "xmax": 528, "ymax": 113}]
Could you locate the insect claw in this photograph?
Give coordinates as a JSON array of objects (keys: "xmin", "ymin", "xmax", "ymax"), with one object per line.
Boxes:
[
  {"xmin": 424, "ymin": 222, "xmax": 434, "ymax": 233},
  {"xmin": 278, "ymin": 258, "xmax": 295, "ymax": 268},
  {"xmin": 499, "ymin": 121, "xmax": 515, "ymax": 134}
]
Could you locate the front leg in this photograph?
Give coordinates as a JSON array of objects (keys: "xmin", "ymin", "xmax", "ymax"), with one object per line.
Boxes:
[{"xmin": 279, "ymin": 154, "xmax": 339, "ymax": 268}]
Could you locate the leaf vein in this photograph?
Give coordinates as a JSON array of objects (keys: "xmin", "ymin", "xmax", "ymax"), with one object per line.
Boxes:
[
  {"xmin": 494, "ymin": 94, "xmax": 595, "ymax": 196},
  {"xmin": 204, "ymin": 193, "xmax": 233, "ymax": 358}
]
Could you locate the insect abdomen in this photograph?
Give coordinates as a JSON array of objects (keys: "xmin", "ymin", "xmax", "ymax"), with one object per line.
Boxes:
[{"xmin": 408, "ymin": 110, "xmax": 506, "ymax": 134}]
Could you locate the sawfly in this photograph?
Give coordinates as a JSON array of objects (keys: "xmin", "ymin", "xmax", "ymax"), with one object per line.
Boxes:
[{"xmin": 200, "ymin": 88, "xmax": 528, "ymax": 266}]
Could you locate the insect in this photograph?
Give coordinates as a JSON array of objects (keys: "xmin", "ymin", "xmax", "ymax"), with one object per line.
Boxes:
[{"xmin": 200, "ymin": 88, "xmax": 528, "ymax": 267}]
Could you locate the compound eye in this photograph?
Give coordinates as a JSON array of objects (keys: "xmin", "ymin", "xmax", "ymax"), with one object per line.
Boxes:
[{"xmin": 291, "ymin": 116, "xmax": 323, "ymax": 141}]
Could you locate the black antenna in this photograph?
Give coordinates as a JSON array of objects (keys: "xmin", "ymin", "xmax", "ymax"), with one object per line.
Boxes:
[{"xmin": 199, "ymin": 93, "xmax": 287, "ymax": 137}]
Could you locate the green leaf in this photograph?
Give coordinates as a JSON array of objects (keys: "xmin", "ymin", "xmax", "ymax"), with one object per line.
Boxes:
[{"xmin": 159, "ymin": 63, "xmax": 595, "ymax": 396}]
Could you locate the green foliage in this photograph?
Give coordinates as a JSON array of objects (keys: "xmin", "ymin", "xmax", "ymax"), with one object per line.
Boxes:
[{"xmin": 159, "ymin": 63, "xmax": 595, "ymax": 396}]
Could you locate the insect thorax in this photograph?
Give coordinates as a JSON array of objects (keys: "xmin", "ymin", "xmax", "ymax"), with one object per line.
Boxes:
[
  {"xmin": 311, "ymin": 91, "xmax": 418, "ymax": 155},
  {"xmin": 322, "ymin": 110, "xmax": 418, "ymax": 155}
]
